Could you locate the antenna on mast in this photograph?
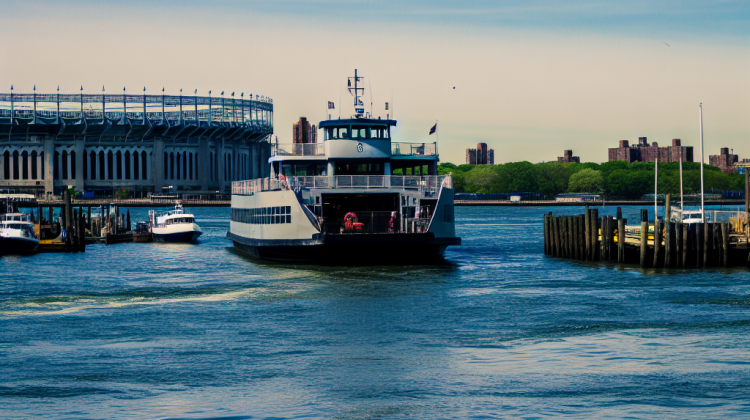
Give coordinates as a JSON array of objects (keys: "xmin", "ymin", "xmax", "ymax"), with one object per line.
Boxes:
[{"xmin": 348, "ymin": 69, "xmax": 365, "ymax": 117}]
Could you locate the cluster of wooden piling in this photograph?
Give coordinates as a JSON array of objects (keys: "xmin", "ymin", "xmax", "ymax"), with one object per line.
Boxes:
[{"xmin": 543, "ymin": 205, "xmax": 750, "ymax": 268}]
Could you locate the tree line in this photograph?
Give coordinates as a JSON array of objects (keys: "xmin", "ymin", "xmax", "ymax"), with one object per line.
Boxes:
[{"xmin": 437, "ymin": 161, "xmax": 746, "ymax": 199}]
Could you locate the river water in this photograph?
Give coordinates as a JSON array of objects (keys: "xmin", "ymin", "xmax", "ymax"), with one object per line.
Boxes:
[{"xmin": 1, "ymin": 206, "xmax": 749, "ymax": 419}]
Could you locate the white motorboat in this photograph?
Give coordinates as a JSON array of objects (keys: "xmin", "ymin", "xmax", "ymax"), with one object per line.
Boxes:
[{"xmin": 149, "ymin": 203, "xmax": 202, "ymax": 243}]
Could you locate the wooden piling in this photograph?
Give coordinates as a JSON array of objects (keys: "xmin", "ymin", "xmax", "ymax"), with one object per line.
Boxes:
[
  {"xmin": 543, "ymin": 214, "xmax": 549, "ymax": 255},
  {"xmin": 665, "ymin": 194, "xmax": 671, "ymax": 222},
  {"xmin": 551, "ymin": 217, "xmax": 558, "ymax": 257},
  {"xmin": 713, "ymin": 223, "xmax": 721, "ymax": 266},
  {"xmin": 618, "ymin": 217, "xmax": 626, "ymax": 263},
  {"xmin": 584, "ymin": 207, "xmax": 591, "ymax": 261},
  {"xmin": 696, "ymin": 223, "xmax": 704, "ymax": 268},
  {"xmin": 703, "ymin": 222, "xmax": 711, "ymax": 267},
  {"xmin": 591, "ymin": 209, "xmax": 599, "ymax": 261},
  {"xmin": 653, "ymin": 220, "xmax": 662, "ymax": 267},
  {"xmin": 675, "ymin": 222, "xmax": 683, "ymax": 268},
  {"xmin": 665, "ymin": 221, "xmax": 672, "ymax": 267},
  {"xmin": 574, "ymin": 215, "xmax": 580, "ymax": 259},
  {"xmin": 721, "ymin": 222, "xmax": 729, "ymax": 267},
  {"xmin": 682, "ymin": 223, "xmax": 689, "ymax": 268},
  {"xmin": 640, "ymin": 219, "xmax": 648, "ymax": 268}
]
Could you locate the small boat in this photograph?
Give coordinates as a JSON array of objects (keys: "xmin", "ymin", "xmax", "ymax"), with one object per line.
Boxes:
[
  {"xmin": 0, "ymin": 212, "xmax": 39, "ymax": 253},
  {"xmin": 149, "ymin": 203, "xmax": 202, "ymax": 243}
]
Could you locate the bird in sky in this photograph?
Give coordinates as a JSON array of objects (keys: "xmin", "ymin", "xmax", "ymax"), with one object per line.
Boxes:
[{"xmin": 663, "ymin": 42, "xmax": 670, "ymax": 47}]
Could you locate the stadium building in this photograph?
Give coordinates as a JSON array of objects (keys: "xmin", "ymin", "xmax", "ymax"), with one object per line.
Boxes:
[{"xmin": 0, "ymin": 89, "xmax": 273, "ymax": 196}]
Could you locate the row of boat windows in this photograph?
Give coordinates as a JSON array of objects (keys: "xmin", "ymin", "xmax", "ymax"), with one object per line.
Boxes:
[
  {"xmin": 231, "ymin": 206, "xmax": 292, "ymax": 225},
  {"xmin": 325, "ymin": 126, "xmax": 390, "ymax": 140},
  {"xmin": 166, "ymin": 217, "xmax": 194, "ymax": 225}
]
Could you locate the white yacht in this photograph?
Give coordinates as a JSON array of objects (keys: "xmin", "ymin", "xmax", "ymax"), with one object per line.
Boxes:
[
  {"xmin": 0, "ymin": 212, "xmax": 39, "ymax": 253},
  {"xmin": 227, "ymin": 70, "xmax": 460, "ymax": 262},
  {"xmin": 149, "ymin": 203, "xmax": 202, "ymax": 243}
]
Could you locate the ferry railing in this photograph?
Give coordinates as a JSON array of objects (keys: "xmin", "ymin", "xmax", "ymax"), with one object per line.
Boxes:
[
  {"xmin": 273, "ymin": 143, "xmax": 326, "ymax": 157},
  {"xmin": 232, "ymin": 175, "xmax": 451, "ymax": 196},
  {"xmin": 391, "ymin": 142, "xmax": 437, "ymax": 156}
]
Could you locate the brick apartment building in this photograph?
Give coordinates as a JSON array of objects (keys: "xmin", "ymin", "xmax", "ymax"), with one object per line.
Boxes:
[
  {"xmin": 608, "ymin": 137, "xmax": 693, "ymax": 163},
  {"xmin": 292, "ymin": 117, "xmax": 317, "ymax": 144},
  {"xmin": 709, "ymin": 148, "xmax": 739, "ymax": 173},
  {"xmin": 557, "ymin": 150, "xmax": 580, "ymax": 163},
  {"xmin": 466, "ymin": 143, "xmax": 494, "ymax": 165}
]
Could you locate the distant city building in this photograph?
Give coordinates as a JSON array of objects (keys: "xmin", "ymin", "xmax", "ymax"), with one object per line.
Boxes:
[
  {"xmin": 557, "ymin": 150, "xmax": 580, "ymax": 163},
  {"xmin": 465, "ymin": 143, "xmax": 494, "ymax": 165},
  {"xmin": 608, "ymin": 137, "xmax": 693, "ymax": 163},
  {"xmin": 709, "ymin": 148, "xmax": 739, "ymax": 173},
  {"xmin": 292, "ymin": 117, "xmax": 317, "ymax": 144}
]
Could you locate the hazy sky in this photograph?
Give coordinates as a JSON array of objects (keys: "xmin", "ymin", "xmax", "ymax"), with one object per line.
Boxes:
[{"xmin": 1, "ymin": 0, "xmax": 749, "ymax": 164}]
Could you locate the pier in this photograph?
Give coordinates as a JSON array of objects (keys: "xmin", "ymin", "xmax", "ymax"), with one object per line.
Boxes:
[{"xmin": 543, "ymin": 203, "xmax": 750, "ymax": 268}]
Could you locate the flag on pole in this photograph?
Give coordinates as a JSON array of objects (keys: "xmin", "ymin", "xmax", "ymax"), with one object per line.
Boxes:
[
  {"xmin": 429, "ymin": 123, "xmax": 437, "ymax": 135},
  {"xmin": 328, "ymin": 101, "xmax": 335, "ymax": 109}
]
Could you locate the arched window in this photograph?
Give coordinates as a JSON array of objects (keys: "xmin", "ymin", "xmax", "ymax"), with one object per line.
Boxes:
[
  {"xmin": 209, "ymin": 152, "xmax": 213, "ymax": 181},
  {"xmin": 115, "ymin": 151, "xmax": 122, "ymax": 179},
  {"xmin": 189, "ymin": 153, "xmax": 193, "ymax": 180},
  {"xmin": 12, "ymin": 151, "xmax": 19, "ymax": 180},
  {"xmin": 90, "ymin": 151, "xmax": 97, "ymax": 180},
  {"xmin": 164, "ymin": 152, "xmax": 168, "ymax": 180},
  {"xmin": 107, "ymin": 151, "xmax": 114, "ymax": 180},
  {"xmin": 21, "ymin": 151, "xmax": 28, "ymax": 180},
  {"xmin": 70, "ymin": 150, "xmax": 76, "ymax": 179},
  {"xmin": 3, "ymin": 151, "xmax": 9, "ymax": 179},
  {"xmin": 170, "ymin": 152, "xmax": 175, "ymax": 180},
  {"xmin": 99, "ymin": 151, "xmax": 106, "ymax": 180},
  {"xmin": 53, "ymin": 151, "xmax": 60, "ymax": 180},
  {"xmin": 40, "ymin": 152, "xmax": 44, "ymax": 180},
  {"xmin": 176, "ymin": 152, "xmax": 181, "ymax": 180},
  {"xmin": 31, "ymin": 151, "xmax": 38, "ymax": 180},
  {"xmin": 62, "ymin": 150, "xmax": 68, "ymax": 179},
  {"xmin": 124, "ymin": 151, "xmax": 131, "ymax": 180},
  {"xmin": 81, "ymin": 150, "xmax": 86, "ymax": 180},
  {"xmin": 133, "ymin": 150, "xmax": 139, "ymax": 180},
  {"xmin": 182, "ymin": 152, "xmax": 187, "ymax": 180},
  {"xmin": 141, "ymin": 151, "xmax": 148, "ymax": 180}
]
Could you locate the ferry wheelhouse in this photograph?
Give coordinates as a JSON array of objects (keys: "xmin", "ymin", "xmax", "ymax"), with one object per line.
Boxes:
[{"xmin": 228, "ymin": 70, "xmax": 460, "ymax": 262}]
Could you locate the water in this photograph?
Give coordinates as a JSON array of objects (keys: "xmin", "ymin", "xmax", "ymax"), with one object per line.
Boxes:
[{"xmin": 2, "ymin": 206, "xmax": 750, "ymax": 419}]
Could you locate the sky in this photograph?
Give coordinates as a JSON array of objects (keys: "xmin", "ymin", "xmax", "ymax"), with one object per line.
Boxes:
[{"xmin": 1, "ymin": 0, "xmax": 749, "ymax": 165}]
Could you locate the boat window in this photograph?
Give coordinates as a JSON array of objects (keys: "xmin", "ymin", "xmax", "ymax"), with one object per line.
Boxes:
[
  {"xmin": 371, "ymin": 127, "xmax": 382, "ymax": 139},
  {"xmin": 351, "ymin": 126, "xmax": 367, "ymax": 139},
  {"xmin": 338, "ymin": 127, "xmax": 349, "ymax": 139}
]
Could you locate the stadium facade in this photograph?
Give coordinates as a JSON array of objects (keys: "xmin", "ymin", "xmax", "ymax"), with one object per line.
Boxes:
[{"xmin": 0, "ymin": 90, "xmax": 273, "ymax": 196}]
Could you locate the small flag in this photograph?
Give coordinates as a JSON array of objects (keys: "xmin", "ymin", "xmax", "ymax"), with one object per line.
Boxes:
[
  {"xmin": 385, "ymin": 102, "xmax": 389, "ymax": 110},
  {"xmin": 328, "ymin": 101, "xmax": 335, "ymax": 109},
  {"xmin": 429, "ymin": 123, "xmax": 437, "ymax": 135}
]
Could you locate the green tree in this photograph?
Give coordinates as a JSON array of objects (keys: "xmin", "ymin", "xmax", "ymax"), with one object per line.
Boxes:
[
  {"xmin": 534, "ymin": 162, "xmax": 572, "ymax": 198},
  {"xmin": 567, "ymin": 168, "xmax": 604, "ymax": 193}
]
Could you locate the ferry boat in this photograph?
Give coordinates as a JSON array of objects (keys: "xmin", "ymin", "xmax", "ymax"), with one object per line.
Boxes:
[
  {"xmin": 149, "ymin": 203, "xmax": 202, "ymax": 243},
  {"xmin": 0, "ymin": 212, "xmax": 39, "ymax": 253},
  {"xmin": 228, "ymin": 70, "xmax": 461, "ymax": 263}
]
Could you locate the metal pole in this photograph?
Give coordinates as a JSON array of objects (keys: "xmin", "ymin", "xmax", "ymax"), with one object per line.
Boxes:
[
  {"xmin": 699, "ymin": 103, "xmax": 705, "ymax": 223},
  {"xmin": 679, "ymin": 147, "xmax": 684, "ymax": 215}
]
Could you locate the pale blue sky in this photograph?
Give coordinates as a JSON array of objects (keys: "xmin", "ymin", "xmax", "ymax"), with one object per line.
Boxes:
[{"xmin": 2, "ymin": 0, "xmax": 749, "ymax": 164}]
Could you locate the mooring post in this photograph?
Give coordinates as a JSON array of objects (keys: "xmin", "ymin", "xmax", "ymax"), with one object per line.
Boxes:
[
  {"xmin": 664, "ymin": 220, "xmax": 672, "ymax": 267},
  {"xmin": 696, "ymin": 223, "xmax": 704, "ymax": 268},
  {"xmin": 578, "ymin": 214, "xmax": 586, "ymax": 259},
  {"xmin": 572, "ymin": 216, "xmax": 579, "ymax": 260},
  {"xmin": 653, "ymin": 220, "xmax": 662, "ymax": 267},
  {"xmin": 618, "ymin": 217, "xmax": 626, "ymax": 262},
  {"xmin": 640, "ymin": 219, "xmax": 648, "ymax": 268},
  {"xmin": 543, "ymin": 214, "xmax": 549, "ymax": 255},
  {"xmin": 551, "ymin": 216, "xmax": 558, "ymax": 257},
  {"xmin": 584, "ymin": 206, "xmax": 591, "ymax": 261},
  {"xmin": 682, "ymin": 223, "xmax": 689, "ymax": 268},
  {"xmin": 721, "ymin": 222, "xmax": 729, "ymax": 267},
  {"xmin": 665, "ymin": 194, "xmax": 671, "ymax": 223},
  {"xmin": 703, "ymin": 222, "xmax": 710, "ymax": 267},
  {"xmin": 591, "ymin": 209, "xmax": 599, "ymax": 261}
]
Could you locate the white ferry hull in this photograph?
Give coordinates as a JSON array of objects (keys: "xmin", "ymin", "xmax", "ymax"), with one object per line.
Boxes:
[
  {"xmin": 0, "ymin": 236, "xmax": 39, "ymax": 253},
  {"xmin": 228, "ymin": 184, "xmax": 460, "ymax": 264},
  {"xmin": 152, "ymin": 224, "xmax": 202, "ymax": 243}
]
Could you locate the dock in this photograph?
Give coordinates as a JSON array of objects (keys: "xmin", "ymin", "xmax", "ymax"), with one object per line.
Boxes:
[{"xmin": 543, "ymin": 203, "xmax": 750, "ymax": 268}]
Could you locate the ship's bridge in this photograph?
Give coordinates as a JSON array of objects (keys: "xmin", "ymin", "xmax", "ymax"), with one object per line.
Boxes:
[{"xmin": 269, "ymin": 118, "xmax": 438, "ymax": 180}]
